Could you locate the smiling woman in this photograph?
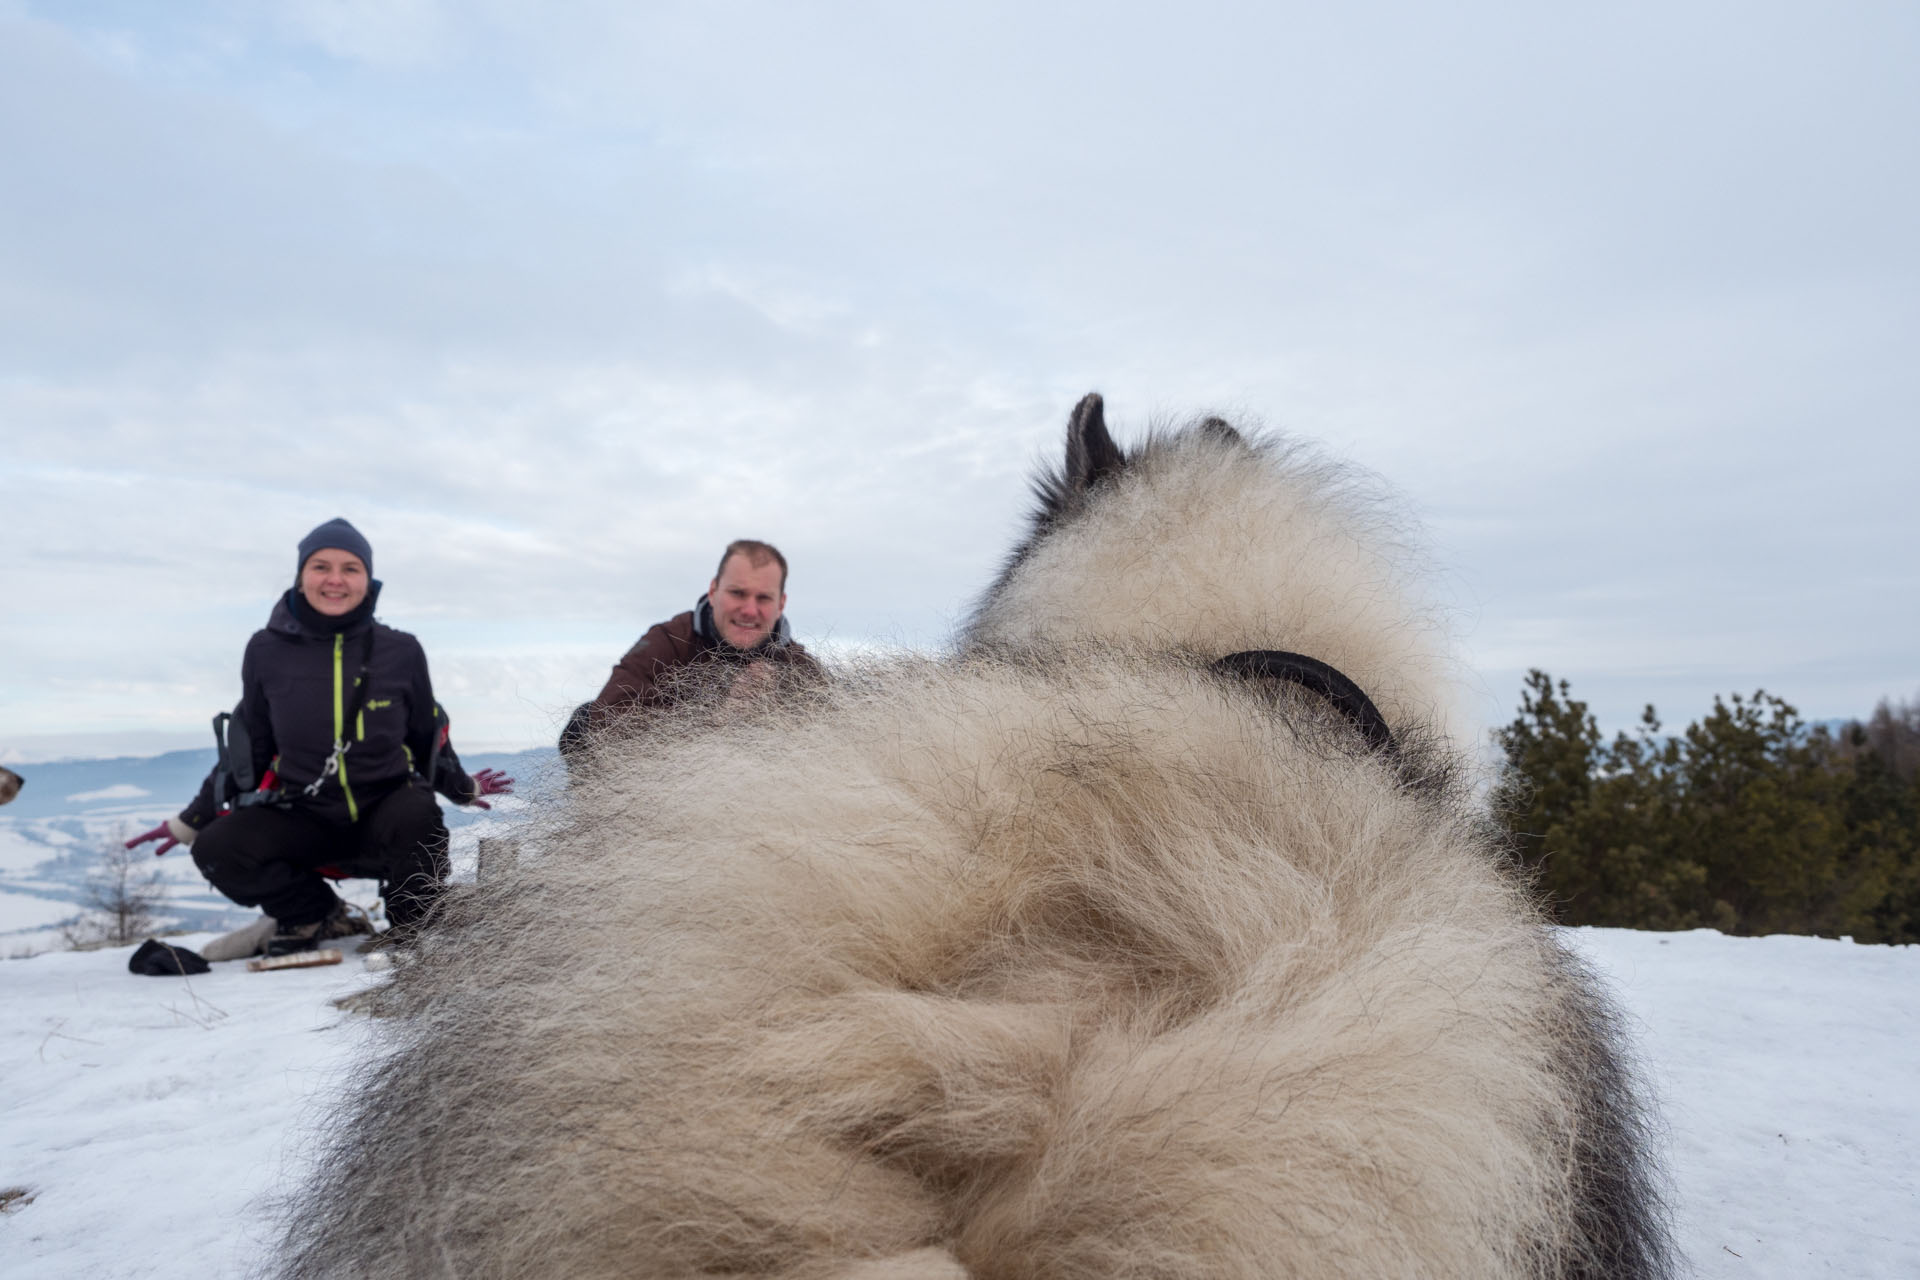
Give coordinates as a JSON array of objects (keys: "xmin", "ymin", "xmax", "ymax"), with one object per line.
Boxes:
[
  {"xmin": 121, "ymin": 519, "xmax": 514, "ymax": 955},
  {"xmin": 297, "ymin": 547, "xmax": 370, "ymax": 617}
]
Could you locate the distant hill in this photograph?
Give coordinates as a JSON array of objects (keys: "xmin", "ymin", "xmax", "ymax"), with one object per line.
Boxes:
[
  {"xmin": 0, "ymin": 750, "xmax": 219, "ymax": 821},
  {"xmin": 1, "ymin": 747, "xmax": 559, "ymax": 824}
]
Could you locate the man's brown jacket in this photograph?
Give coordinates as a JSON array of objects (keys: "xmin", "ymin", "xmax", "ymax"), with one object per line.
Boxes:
[{"xmin": 559, "ymin": 600, "xmax": 821, "ymax": 760}]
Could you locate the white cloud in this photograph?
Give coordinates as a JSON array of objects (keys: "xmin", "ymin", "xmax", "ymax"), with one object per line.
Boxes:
[
  {"xmin": 273, "ymin": 0, "xmax": 454, "ymax": 68},
  {"xmin": 65, "ymin": 783, "xmax": 151, "ymax": 802}
]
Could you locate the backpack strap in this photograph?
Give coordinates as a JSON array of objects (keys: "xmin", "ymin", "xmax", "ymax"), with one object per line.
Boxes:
[
  {"xmin": 211, "ymin": 710, "xmax": 239, "ymax": 809},
  {"xmin": 424, "ymin": 703, "xmax": 451, "ymax": 785}
]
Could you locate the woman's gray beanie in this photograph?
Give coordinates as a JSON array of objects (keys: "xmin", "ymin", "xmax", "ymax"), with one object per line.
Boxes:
[{"xmin": 296, "ymin": 518, "xmax": 373, "ymax": 581}]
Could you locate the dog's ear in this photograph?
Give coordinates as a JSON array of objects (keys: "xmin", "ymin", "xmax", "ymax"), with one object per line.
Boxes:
[
  {"xmin": 1064, "ymin": 392, "xmax": 1125, "ymax": 498},
  {"xmin": 1195, "ymin": 416, "xmax": 1243, "ymax": 446}
]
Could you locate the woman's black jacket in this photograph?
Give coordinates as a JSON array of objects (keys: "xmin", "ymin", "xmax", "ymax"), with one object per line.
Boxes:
[{"xmin": 180, "ymin": 588, "xmax": 479, "ymax": 831}]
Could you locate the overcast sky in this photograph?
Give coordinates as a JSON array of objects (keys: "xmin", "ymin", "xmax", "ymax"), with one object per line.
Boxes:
[{"xmin": 3, "ymin": 0, "xmax": 1915, "ymax": 761}]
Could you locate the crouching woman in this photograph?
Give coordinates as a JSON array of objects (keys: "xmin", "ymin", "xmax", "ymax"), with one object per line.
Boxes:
[{"xmin": 128, "ymin": 519, "xmax": 511, "ymax": 953}]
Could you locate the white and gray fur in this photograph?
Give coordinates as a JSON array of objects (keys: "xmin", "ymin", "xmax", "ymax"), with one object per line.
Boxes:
[{"xmin": 277, "ymin": 394, "xmax": 1672, "ymax": 1279}]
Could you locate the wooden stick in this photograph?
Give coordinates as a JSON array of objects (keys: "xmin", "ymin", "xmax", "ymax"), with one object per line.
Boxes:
[{"xmin": 247, "ymin": 948, "xmax": 345, "ymax": 972}]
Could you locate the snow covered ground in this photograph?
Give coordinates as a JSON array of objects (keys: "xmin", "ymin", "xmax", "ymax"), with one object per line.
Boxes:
[{"xmin": 3, "ymin": 920, "xmax": 1914, "ymax": 1277}]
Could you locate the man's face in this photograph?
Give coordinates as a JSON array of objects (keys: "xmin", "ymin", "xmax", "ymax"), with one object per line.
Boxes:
[{"xmin": 708, "ymin": 553, "xmax": 786, "ymax": 650}]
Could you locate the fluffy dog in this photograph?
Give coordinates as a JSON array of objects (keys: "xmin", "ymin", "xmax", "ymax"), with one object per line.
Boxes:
[{"xmin": 278, "ymin": 395, "xmax": 1671, "ymax": 1279}]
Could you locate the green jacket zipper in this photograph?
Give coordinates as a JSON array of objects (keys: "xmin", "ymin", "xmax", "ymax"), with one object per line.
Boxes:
[{"xmin": 333, "ymin": 634, "xmax": 361, "ymax": 822}]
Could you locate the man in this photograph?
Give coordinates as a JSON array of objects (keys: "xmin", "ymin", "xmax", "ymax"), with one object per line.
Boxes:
[{"xmin": 559, "ymin": 540, "xmax": 823, "ymax": 762}]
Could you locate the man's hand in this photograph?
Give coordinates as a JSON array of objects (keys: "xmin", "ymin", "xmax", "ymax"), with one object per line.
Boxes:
[
  {"xmin": 470, "ymin": 768, "xmax": 515, "ymax": 810},
  {"xmin": 126, "ymin": 822, "xmax": 180, "ymax": 857}
]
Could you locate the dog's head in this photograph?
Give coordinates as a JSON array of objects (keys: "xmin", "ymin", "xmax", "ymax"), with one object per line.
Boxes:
[{"xmin": 963, "ymin": 392, "xmax": 1459, "ymax": 742}]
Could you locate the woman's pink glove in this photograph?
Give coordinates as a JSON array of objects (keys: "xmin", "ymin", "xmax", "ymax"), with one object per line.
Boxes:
[
  {"xmin": 470, "ymin": 767, "xmax": 515, "ymax": 810},
  {"xmin": 126, "ymin": 822, "xmax": 180, "ymax": 856}
]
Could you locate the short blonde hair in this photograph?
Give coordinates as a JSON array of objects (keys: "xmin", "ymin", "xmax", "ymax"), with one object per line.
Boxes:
[{"xmin": 716, "ymin": 540, "xmax": 788, "ymax": 591}]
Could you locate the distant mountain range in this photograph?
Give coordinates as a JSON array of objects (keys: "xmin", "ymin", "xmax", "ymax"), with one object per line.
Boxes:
[{"xmin": 0, "ymin": 747, "xmax": 557, "ymax": 822}]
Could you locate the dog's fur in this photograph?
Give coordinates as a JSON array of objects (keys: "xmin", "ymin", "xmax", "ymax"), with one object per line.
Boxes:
[{"xmin": 278, "ymin": 395, "xmax": 1672, "ymax": 1279}]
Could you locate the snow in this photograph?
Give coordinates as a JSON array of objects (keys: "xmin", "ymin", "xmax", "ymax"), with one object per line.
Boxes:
[
  {"xmin": 3, "ymin": 924, "xmax": 1915, "ymax": 1277},
  {"xmin": 0, "ymin": 807, "xmax": 272, "ymax": 959},
  {"xmin": 1, "ymin": 825, "xmax": 76, "ymax": 874},
  {"xmin": 3, "ymin": 942, "xmax": 381, "ymax": 1276},
  {"xmin": 0, "ymin": 892, "xmax": 84, "ymax": 937},
  {"xmin": 1576, "ymin": 928, "xmax": 1920, "ymax": 1275}
]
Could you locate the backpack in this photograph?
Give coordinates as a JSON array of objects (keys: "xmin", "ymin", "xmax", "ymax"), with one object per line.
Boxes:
[{"xmin": 210, "ymin": 706, "xmax": 288, "ymax": 811}]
